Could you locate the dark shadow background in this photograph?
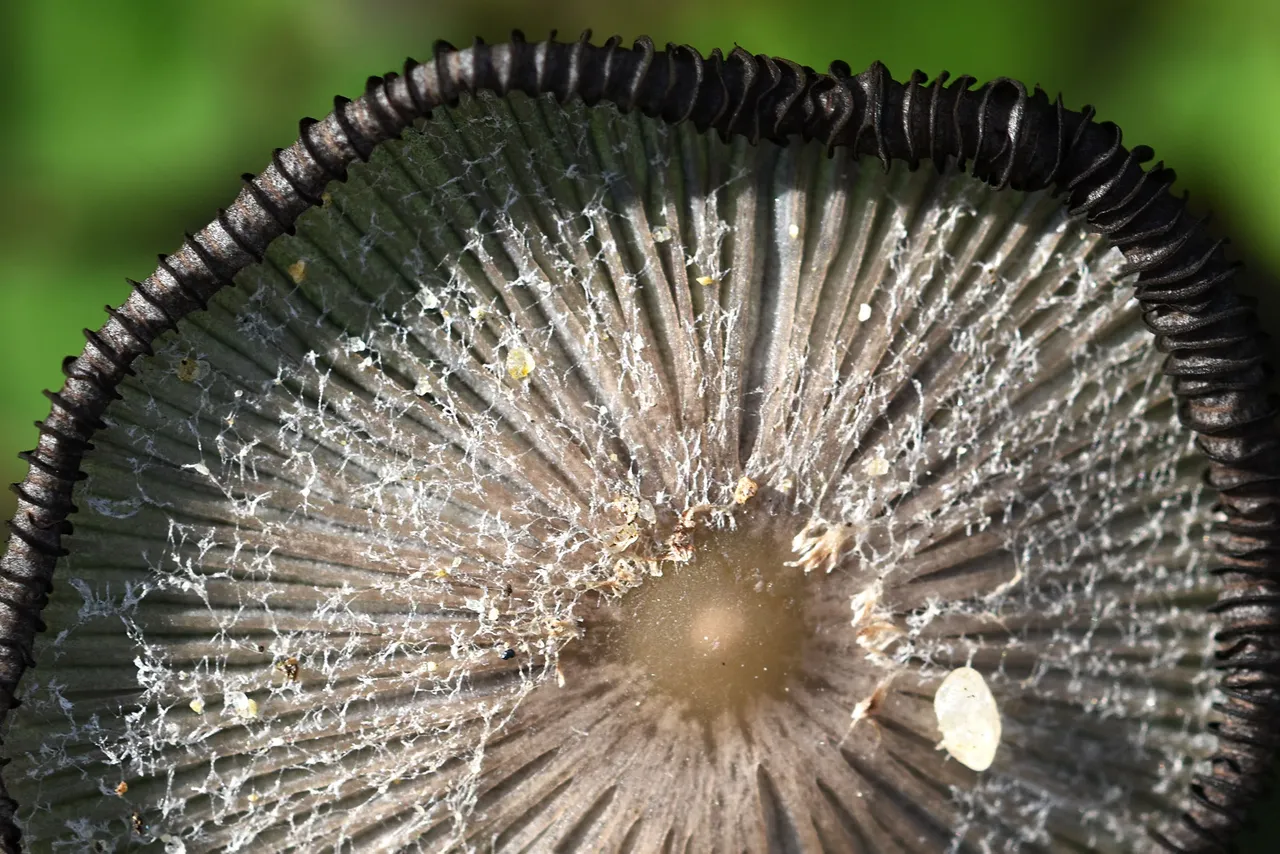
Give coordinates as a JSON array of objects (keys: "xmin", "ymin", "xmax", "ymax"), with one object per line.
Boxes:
[{"xmin": 1, "ymin": 0, "xmax": 1278, "ymax": 847}]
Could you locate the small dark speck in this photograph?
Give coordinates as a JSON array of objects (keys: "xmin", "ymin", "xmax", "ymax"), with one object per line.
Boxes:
[
  {"xmin": 501, "ymin": 649, "xmax": 516, "ymax": 660},
  {"xmin": 256, "ymin": 644, "xmax": 266, "ymax": 653}
]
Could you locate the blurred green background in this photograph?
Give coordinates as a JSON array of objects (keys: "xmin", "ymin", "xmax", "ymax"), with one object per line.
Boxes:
[{"xmin": 1, "ymin": 0, "xmax": 1278, "ymax": 847}]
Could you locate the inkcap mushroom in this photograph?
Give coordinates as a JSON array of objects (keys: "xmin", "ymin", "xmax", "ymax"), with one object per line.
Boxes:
[{"xmin": 2, "ymin": 32, "xmax": 1279, "ymax": 854}]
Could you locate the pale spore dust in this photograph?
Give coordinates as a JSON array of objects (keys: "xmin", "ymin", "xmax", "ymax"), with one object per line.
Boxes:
[{"xmin": 5, "ymin": 90, "xmax": 1218, "ymax": 852}]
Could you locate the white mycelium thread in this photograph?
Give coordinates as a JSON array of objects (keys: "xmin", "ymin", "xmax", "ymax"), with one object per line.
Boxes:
[{"xmin": 6, "ymin": 91, "xmax": 1218, "ymax": 853}]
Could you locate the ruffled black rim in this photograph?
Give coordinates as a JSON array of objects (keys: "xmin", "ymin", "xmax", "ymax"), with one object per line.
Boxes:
[{"xmin": 2, "ymin": 31, "xmax": 1277, "ymax": 854}]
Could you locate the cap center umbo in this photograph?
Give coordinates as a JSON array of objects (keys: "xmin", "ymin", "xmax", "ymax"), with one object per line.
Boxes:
[{"xmin": 588, "ymin": 514, "xmax": 809, "ymax": 717}]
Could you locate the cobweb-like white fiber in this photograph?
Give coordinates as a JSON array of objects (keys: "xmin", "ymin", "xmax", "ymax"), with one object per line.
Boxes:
[{"xmin": 6, "ymin": 91, "xmax": 1217, "ymax": 853}]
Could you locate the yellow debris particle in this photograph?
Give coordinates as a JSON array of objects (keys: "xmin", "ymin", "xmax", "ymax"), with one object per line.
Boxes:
[
  {"xmin": 849, "ymin": 695, "xmax": 874, "ymax": 731},
  {"xmin": 426, "ymin": 660, "xmax": 439, "ymax": 674},
  {"xmin": 733, "ymin": 476, "xmax": 758, "ymax": 505},
  {"xmin": 505, "ymin": 347, "xmax": 535, "ymax": 381},
  {"xmin": 850, "ymin": 681, "xmax": 887, "ymax": 729},
  {"xmin": 247, "ymin": 792, "xmax": 260, "ymax": 804},
  {"xmin": 175, "ymin": 357, "xmax": 206, "ymax": 383},
  {"xmin": 114, "ymin": 781, "xmax": 129, "ymax": 796},
  {"xmin": 857, "ymin": 302, "xmax": 872, "ymax": 322},
  {"xmin": 288, "ymin": 259, "xmax": 307, "ymax": 283},
  {"xmin": 434, "ymin": 556, "xmax": 462, "ymax": 578},
  {"xmin": 435, "ymin": 555, "xmax": 465, "ymax": 581},
  {"xmin": 653, "ymin": 225, "xmax": 673, "ymax": 243},
  {"xmin": 856, "ymin": 621, "xmax": 905, "ymax": 653},
  {"xmin": 864, "ymin": 456, "xmax": 891, "ymax": 477},
  {"xmin": 321, "ymin": 191, "xmax": 333, "ymax": 207},
  {"xmin": 842, "ymin": 676, "xmax": 893, "ymax": 748},
  {"xmin": 189, "ymin": 698, "xmax": 204, "ymax": 715},
  {"xmin": 850, "ymin": 585, "xmax": 879, "ymax": 627},
  {"xmin": 695, "ymin": 275, "xmax": 717, "ymax": 287},
  {"xmin": 612, "ymin": 559, "xmax": 640, "ymax": 586},
  {"xmin": 609, "ymin": 495, "xmax": 641, "ymax": 524},
  {"xmin": 786, "ymin": 520, "xmax": 850, "ymax": 574},
  {"xmin": 469, "ymin": 306, "xmax": 488, "ymax": 321},
  {"xmin": 276, "ymin": 657, "xmax": 300, "ymax": 682},
  {"xmin": 934, "ymin": 667, "xmax": 1002, "ymax": 772},
  {"xmin": 788, "ymin": 223, "xmax": 800, "ymax": 239},
  {"xmin": 544, "ymin": 617, "xmax": 581, "ymax": 639},
  {"xmin": 603, "ymin": 522, "xmax": 641, "ymax": 554}
]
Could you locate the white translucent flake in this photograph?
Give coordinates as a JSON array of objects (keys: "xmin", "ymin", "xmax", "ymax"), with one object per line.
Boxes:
[
  {"xmin": 934, "ymin": 667, "xmax": 1001, "ymax": 772},
  {"xmin": 226, "ymin": 691, "xmax": 258, "ymax": 720},
  {"xmin": 84, "ymin": 496, "xmax": 141, "ymax": 520},
  {"xmin": 863, "ymin": 456, "xmax": 890, "ymax": 477},
  {"xmin": 417, "ymin": 287, "xmax": 440, "ymax": 310}
]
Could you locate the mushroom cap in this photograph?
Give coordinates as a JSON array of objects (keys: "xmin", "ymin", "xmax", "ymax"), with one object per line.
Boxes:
[{"xmin": 2, "ymin": 36, "xmax": 1278, "ymax": 854}]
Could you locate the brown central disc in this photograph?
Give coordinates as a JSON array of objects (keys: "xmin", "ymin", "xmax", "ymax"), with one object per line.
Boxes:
[{"xmin": 594, "ymin": 516, "xmax": 808, "ymax": 717}]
